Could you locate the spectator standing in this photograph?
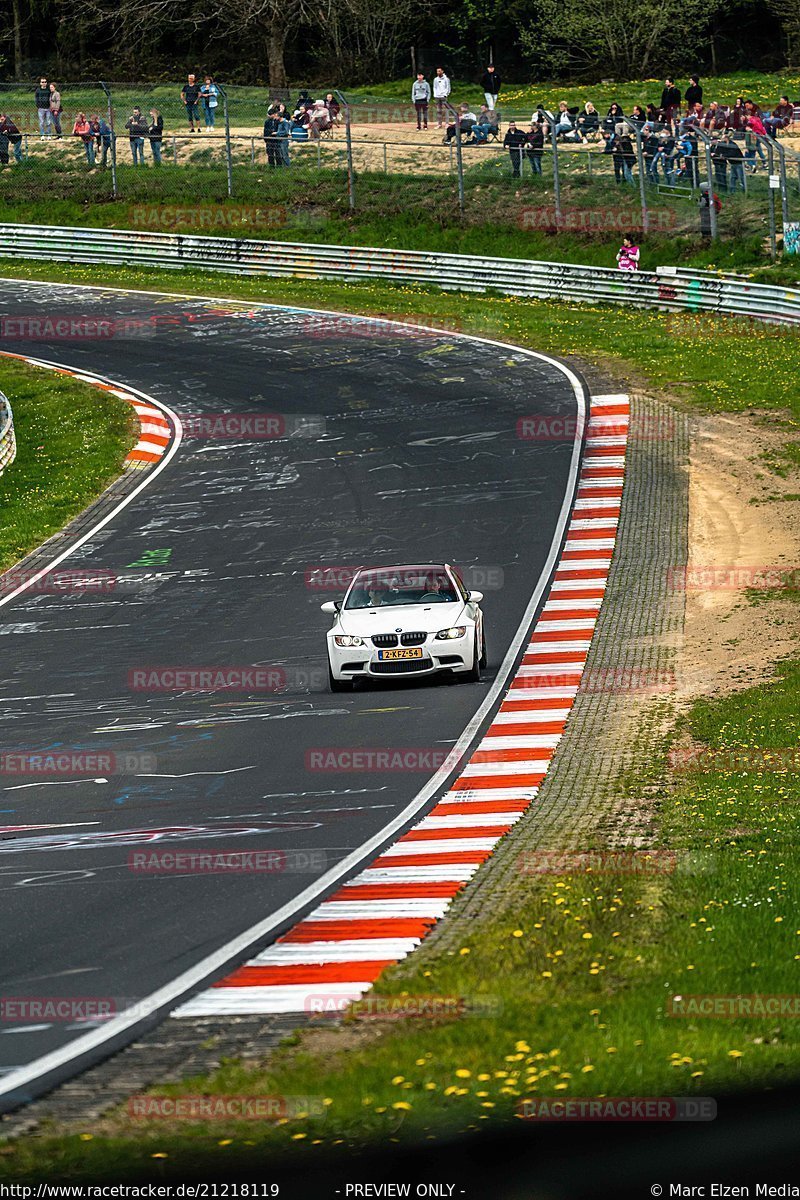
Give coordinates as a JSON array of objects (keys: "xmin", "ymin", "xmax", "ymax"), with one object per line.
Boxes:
[
  {"xmin": 698, "ymin": 181, "xmax": 721, "ymax": 238},
  {"xmin": 125, "ymin": 106, "xmax": 148, "ymax": 165},
  {"xmin": 744, "ymin": 118, "xmax": 766, "ymax": 171},
  {"xmin": 148, "ymin": 109, "xmax": 163, "ymax": 163},
  {"xmin": 729, "ymin": 96, "xmax": 747, "ymax": 132},
  {"xmin": 525, "ymin": 121, "xmax": 544, "ymax": 174},
  {"xmin": 616, "ymin": 235, "xmax": 640, "ymax": 270},
  {"xmin": 181, "ymin": 74, "xmax": 201, "ymax": 133},
  {"xmin": 685, "ymin": 75, "xmax": 703, "ymax": 112},
  {"xmin": 724, "ymin": 132, "xmax": 745, "ymax": 191},
  {"xmin": 503, "ymin": 120, "xmax": 527, "ymax": 177},
  {"xmin": 49, "ymin": 83, "xmax": 63, "ymax": 139},
  {"xmin": 677, "ymin": 128, "xmax": 699, "ymax": 186},
  {"xmin": 264, "ymin": 107, "xmax": 282, "ymax": 166},
  {"xmin": 660, "ymin": 78, "xmax": 681, "ymax": 130},
  {"xmin": 94, "ymin": 115, "xmax": 113, "ymax": 167},
  {"xmin": 72, "ymin": 112, "xmax": 95, "ymax": 165},
  {"xmin": 432, "ymin": 67, "xmax": 451, "ymax": 128},
  {"xmin": 411, "ymin": 73, "xmax": 430, "ymax": 130},
  {"xmin": 0, "ymin": 112, "xmax": 23, "ymax": 164},
  {"xmin": 481, "ymin": 64, "xmax": 501, "ymax": 112},
  {"xmin": 643, "ymin": 125, "xmax": 660, "ymax": 181},
  {"xmin": 199, "ymin": 77, "xmax": 219, "ymax": 130},
  {"xmin": 34, "ymin": 77, "xmax": 51, "ymax": 138},
  {"xmin": 711, "ymin": 137, "xmax": 728, "ymax": 192},
  {"xmin": 616, "ymin": 126, "xmax": 635, "ymax": 184}
]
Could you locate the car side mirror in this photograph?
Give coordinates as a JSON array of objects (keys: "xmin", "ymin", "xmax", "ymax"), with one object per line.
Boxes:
[
  {"xmin": 468, "ymin": 590, "xmax": 484, "ymax": 603},
  {"xmin": 320, "ymin": 600, "xmax": 341, "ymax": 614}
]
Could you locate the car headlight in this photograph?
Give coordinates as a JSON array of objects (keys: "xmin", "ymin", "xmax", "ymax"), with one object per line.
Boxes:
[
  {"xmin": 334, "ymin": 634, "xmax": 364, "ymax": 647},
  {"xmin": 435, "ymin": 626, "xmax": 467, "ymax": 640}
]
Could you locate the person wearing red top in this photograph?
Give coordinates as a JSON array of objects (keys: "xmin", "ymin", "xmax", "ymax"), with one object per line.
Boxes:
[{"xmin": 72, "ymin": 112, "xmax": 95, "ymax": 165}]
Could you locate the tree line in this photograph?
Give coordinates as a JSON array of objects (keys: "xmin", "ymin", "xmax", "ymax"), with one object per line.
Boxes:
[{"xmin": 0, "ymin": 0, "xmax": 795, "ymax": 89}]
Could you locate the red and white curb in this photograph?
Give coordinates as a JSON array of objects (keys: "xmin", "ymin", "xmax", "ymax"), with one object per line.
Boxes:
[
  {"xmin": 174, "ymin": 394, "xmax": 629, "ymax": 1018},
  {"xmin": 0, "ymin": 351, "xmax": 172, "ymax": 469}
]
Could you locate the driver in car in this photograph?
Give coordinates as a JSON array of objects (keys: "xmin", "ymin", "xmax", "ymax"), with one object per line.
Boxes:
[{"xmin": 427, "ymin": 575, "xmax": 455, "ymax": 601}]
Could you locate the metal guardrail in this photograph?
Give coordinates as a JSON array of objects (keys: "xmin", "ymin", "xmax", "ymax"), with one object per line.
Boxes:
[
  {"xmin": 0, "ymin": 393, "xmax": 17, "ymax": 477},
  {"xmin": 0, "ymin": 223, "xmax": 798, "ymax": 325}
]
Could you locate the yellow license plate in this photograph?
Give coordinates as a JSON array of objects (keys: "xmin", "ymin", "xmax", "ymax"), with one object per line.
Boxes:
[{"xmin": 378, "ymin": 647, "xmax": 423, "ymax": 661}]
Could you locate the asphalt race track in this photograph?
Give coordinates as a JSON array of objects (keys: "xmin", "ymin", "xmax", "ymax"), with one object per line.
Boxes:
[{"xmin": 0, "ymin": 281, "xmax": 585, "ymax": 1099}]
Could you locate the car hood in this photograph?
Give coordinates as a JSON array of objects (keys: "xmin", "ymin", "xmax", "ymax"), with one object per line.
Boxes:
[{"xmin": 337, "ymin": 600, "xmax": 468, "ymax": 637}]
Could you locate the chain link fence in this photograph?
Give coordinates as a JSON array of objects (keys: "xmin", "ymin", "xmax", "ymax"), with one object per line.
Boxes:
[{"xmin": 1, "ymin": 81, "xmax": 798, "ymax": 250}]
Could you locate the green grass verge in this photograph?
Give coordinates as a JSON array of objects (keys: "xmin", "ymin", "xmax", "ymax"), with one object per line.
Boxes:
[
  {"xmin": 2, "ymin": 663, "xmax": 797, "ymax": 1178},
  {"xmin": 0, "ymin": 357, "xmax": 137, "ymax": 572}
]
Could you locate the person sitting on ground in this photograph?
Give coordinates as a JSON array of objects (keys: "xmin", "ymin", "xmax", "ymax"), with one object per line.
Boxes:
[
  {"xmin": 764, "ymin": 96, "xmax": 793, "ymax": 138},
  {"xmin": 294, "ymin": 89, "xmax": 313, "ymax": 113},
  {"xmin": 729, "ymin": 96, "xmax": 747, "ymax": 132},
  {"xmin": 629, "ymin": 104, "xmax": 647, "ymax": 128},
  {"xmin": 603, "ymin": 102, "xmax": 624, "ymax": 135},
  {"xmin": 645, "ymin": 103, "xmax": 661, "ymax": 126},
  {"xmin": 576, "ymin": 101, "xmax": 600, "ymax": 140},
  {"xmin": 552, "ymin": 100, "xmax": 581, "ymax": 141}
]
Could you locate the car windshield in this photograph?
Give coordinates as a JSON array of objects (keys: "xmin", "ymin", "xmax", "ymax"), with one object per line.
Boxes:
[{"xmin": 345, "ymin": 569, "xmax": 458, "ymax": 609}]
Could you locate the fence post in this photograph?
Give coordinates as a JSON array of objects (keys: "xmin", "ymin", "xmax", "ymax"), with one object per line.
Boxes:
[
  {"xmin": 335, "ymin": 89, "xmax": 355, "ymax": 210},
  {"xmin": 765, "ymin": 137, "xmax": 777, "ymax": 260},
  {"xmin": 220, "ymin": 86, "xmax": 233, "ymax": 198},
  {"xmin": 626, "ymin": 117, "xmax": 649, "ymax": 235},
  {"xmin": 543, "ymin": 111, "xmax": 562, "ymax": 223},
  {"xmin": 444, "ymin": 101, "xmax": 465, "ymax": 212},
  {"xmin": 770, "ymin": 135, "xmax": 790, "ymax": 227},
  {"xmin": 695, "ymin": 127, "xmax": 718, "ymax": 240},
  {"xmin": 99, "ymin": 81, "xmax": 117, "ymax": 198}
]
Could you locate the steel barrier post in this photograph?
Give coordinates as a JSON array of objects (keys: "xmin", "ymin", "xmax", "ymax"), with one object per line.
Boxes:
[
  {"xmin": 695, "ymin": 127, "xmax": 718, "ymax": 240},
  {"xmin": 335, "ymin": 90, "xmax": 355, "ymax": 210},
  {"xmin": 764, "ymin": 138, "xmax": 777, "ymax": 260},
  {"xmin": 220, "ymin": 86, "xmax": 233, "ymax": 198},
  {"xmin": 444, "ymin": 101, "xmax": 465, "ymax": 212},
  {"xmin": 100, "ymin": 81, "xmax": 118, "ymax": 198},
  {"xmin": 625, "ymin": 117, "xmax": 649, "ymax": 235},
  {"xmin": 543, "ymin": 111, "xmax": 562, "ymax": 222}
]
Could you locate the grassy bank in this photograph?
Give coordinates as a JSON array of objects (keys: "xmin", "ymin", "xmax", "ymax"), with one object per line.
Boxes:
[
  {"xmin": 0, "ymin": 357, "xmax": 137, "ymax": 572},
  {"xmin": 2, "ymin": 661, "xmax": 797, "ymax": 1178},
  {"xmin": 0, "ymin": 158, "xmax": 794, "ymax": 277}
]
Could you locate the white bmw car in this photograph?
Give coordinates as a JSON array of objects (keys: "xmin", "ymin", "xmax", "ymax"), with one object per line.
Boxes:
[{"xmin": 322, "ymin": 564, "xmax": 486, "ymax": 692}]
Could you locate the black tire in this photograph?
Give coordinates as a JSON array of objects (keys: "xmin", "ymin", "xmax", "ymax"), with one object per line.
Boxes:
[
  {"xmin": 479, "ymin": 627, "xmax": 488, "ymax": 669},
  {"xmin": 466, "ymin": 631, "xmax": 482, "ymax": 682},
  {"xmin": 328, "ymin": 661, "xmax": 351, "ymax": 692}
]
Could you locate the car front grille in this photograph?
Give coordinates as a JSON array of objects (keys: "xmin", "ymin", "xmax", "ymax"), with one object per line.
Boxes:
[
  {"xmin": 372, "ymin": 634, "xmax": 398, "ymax": 647},
  {"xmin": 370, "ymin": 658, "xmax": 432, "ymax": 675},
  {"xmin": 400, "ymin": 631, "xmax": 427, "ymax": 646}
]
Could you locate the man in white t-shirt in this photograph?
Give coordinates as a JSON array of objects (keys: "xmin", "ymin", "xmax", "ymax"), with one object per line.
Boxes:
[{"xmin": 433, "ymin": 67, "xmax": 451, "ymax": 128}]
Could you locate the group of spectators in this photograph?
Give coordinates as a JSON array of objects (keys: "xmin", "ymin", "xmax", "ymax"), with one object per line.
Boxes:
[
  {"xmin": 496, "ymin": 77, "xmax": 797, "ymax": 191},
  {"xmin": 262, "ymin": 90, "xmax": 342, "ymax": 166},
  {"xmin": 411, "ymin": 65, "xmax": 501, "ymax": 130}
]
